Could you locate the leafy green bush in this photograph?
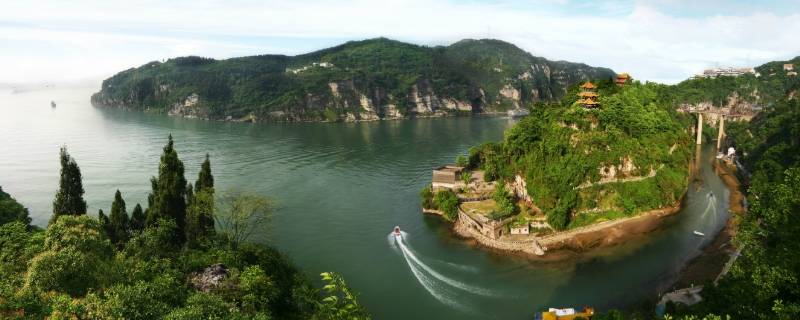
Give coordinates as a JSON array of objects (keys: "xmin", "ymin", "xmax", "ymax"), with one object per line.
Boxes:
[
  {"xmin": 492, "ymin": 183, "xmax": 517, "ymax": 219},
  {"xmin": 433, "ymin": 190, "xmax": 459, "ymax": 221},
  {"xmin": 419, "ymin": 186, "xmax": 435, "ymax": 210},
  {"xmin": 24, "ymin": 215, "xmax": 114, "ymax": 296}
]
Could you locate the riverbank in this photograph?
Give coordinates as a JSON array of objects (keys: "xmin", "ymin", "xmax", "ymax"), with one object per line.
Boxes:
[
  {"xmin": 124, "ymin": 106, "xmax": 507, "ymax": 124},
  {"xmin": 451, "ymin": 203, "xmax": 682, "ymax": 260},
  {"xmin": 669, "ymin": 159, "xmax": 745, "ymax": 289}
]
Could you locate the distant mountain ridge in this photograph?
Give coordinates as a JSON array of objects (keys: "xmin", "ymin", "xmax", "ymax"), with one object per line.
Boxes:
[{"xmin": 91, "ymin": 38, "xmax": 616, "ymax": 122}]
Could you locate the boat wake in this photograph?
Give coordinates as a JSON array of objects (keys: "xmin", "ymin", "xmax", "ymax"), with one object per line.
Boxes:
[{"xmin": 389, "ymin": 229, "xmax": 502, "ymax": 310}]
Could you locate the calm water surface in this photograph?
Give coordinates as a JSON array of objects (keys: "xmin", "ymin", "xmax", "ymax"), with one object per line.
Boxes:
[{"xmin": 0, "ymin": 86, "xmax": 730, "ymax": 319}]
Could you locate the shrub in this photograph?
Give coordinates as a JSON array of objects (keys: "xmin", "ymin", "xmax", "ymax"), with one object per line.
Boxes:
[
  {"xmin": 419, "ymin": 186, "xmax": 435, "ymax": 210},
  {"xmin": 492, "ymin": 183, "xmax": 517, "ymax": 218},
  {"xmin": 24, "ymin": 215, "xmax": 113, "ymax": 296},
  {"xmin": 455, "ymin": 155, "xmax": 468, "ymax": 167},
  {"xmin": 433, "ymin": 190, "xmax": 459, "ymax": 221},
  {"xmin": 164, "ymin": 292, "xmax": 237, "ymax": 320}
]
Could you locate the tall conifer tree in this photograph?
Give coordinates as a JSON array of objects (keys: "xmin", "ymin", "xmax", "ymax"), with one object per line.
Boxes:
[
  {"xmin": 98, "ymin": 209, "xmax": 111, "ymax": 237},
  {"xmin": 51, "ymin": 147, "xmax": 87, "ymax": 224},
  {"xmin": 146, "ymin": 135, "xmax": 188, "ymax": 245},
  {"xmin": 130, "ymin": 203, "xmax": 145, "ymax": 233},
  {"xmin": 196, "ymin": 154, "xmax": 214, "ymax": 192},
  {"xmin": 195, "ymin": 154, "xmax": 216, "ymax": 233},
  {"xmin": 108, "ymin": 190, "xmax": 130, "ymax": 246}
]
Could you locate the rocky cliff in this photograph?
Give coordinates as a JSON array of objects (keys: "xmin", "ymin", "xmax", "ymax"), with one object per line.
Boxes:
[{"xmin": 91, "ymin": 38, "xmax": 616, "ymax": 122}]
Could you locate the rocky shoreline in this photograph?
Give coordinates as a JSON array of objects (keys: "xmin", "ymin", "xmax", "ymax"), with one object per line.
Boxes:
[
  {"xmin": 451, "ymin": 204, "xmax": 682, "ymax": 260},
  {"xmin": 161, "ymin": 109, "xmax": 508, "ymax": 124}
]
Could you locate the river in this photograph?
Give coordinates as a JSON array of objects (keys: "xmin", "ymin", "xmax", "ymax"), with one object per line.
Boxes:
[{"xmin": 0, "ymin": 85, "xmax": 731, "ymax": 319}]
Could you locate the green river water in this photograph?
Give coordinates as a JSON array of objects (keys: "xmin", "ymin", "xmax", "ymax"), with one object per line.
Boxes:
[{"xmin": 0, "ymin": 86, "xmax": 730, "ymax": 319}]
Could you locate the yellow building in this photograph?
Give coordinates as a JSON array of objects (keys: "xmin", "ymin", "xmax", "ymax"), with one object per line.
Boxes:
[
  {"xmin": 615, "ymin": 73, "xmax": 630, "ymax": 86},
  {"xmin": 577, "ymin": 82, "xmax": 599, "ymax": 108}
]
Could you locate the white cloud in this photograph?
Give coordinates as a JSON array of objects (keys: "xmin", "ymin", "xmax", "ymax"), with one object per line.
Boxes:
[{"xmin": 0, "ymin": 0, "xmax": 798, "ymax": 84}]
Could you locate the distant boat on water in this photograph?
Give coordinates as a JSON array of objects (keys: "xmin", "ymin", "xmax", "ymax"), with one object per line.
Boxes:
[
  {"xmin": 693, "ymin": 230, "xmax": 705, "ymax": 237},
  {"xmin": 51, "ymin": 101, "xmax": 56, "ymax": 108}
]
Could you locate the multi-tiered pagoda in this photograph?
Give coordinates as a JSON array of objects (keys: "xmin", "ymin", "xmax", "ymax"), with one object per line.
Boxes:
[{"xmin": 577, "ymin": 81, "xmax": 599, "ymax": 108}]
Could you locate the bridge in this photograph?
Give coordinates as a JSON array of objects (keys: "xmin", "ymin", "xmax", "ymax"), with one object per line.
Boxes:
[{"xmin": 678, "ymin": 104, "xmax": 755, "ymax": 150}]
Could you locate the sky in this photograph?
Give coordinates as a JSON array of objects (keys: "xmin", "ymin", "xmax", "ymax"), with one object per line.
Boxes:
[{"xmin": 1, "ymin": 0, "xmax": 798, "ymax": 85}]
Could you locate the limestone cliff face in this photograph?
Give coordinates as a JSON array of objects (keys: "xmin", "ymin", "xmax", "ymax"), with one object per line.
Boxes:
[
  {"xmin": 91, "ymin": 38, "xmax": 615, "ymax": 122},
  {"xmin": 679, "ymin": 91, "xmax": 762, "ymax": 125}
]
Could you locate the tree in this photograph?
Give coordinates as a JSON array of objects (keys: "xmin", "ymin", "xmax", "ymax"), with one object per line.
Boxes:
[
  {"xmin": 195, "ymin": 154, "xmax": 214, "ymax": 193},
  {"xmin": 108, "ymin": 190, "xmax": 130, "ymax": 246},
  {"xmin": 195, "ymin": 154, "xmax": 216, "ymax": 233},
  {"xmin": 419, "ymin": 186, "xmax": 435, "ymax": 210},
  {"xmin": 433, "ymin": 190, "xmax": 459, "ymax": 221},
  {"xmin": 99, "ymin": 209, "xmax": 111, "ymax": 239},
  {"xmin": 51, "ymin": 147, "xmax": 87, "ymax": 224},
  {"xmin": 316, "ymin": 272, "xmax": 370, "ymax": 320},
  {"xmin": 146, "ymin": 135, "xmax": 188, "ymax": 245},
  {"xmin": 25, "ymin": 215, "xmax": 113, "ymax": 296},
  {"xmin": 492, "ymin": 182, "xmax": 517, "ymax": 219},
  {"xmin": 130, "ymin": 203, "xmax": 145, "ymax": 233},
  {"xmin": 460, "ymin": 171, "xmax": 473, "ymax": 188},
  {"xmin": 455, "ymin": 155, "xmax": 468, "ymax": 167},
  {"xmin": 0, "ymin": 186, "xmax": 31, "ymax": 226},
  {"xmin": 186, "ymin": 154, "xmax": 216, "ymax": 247},
  {"xmin": 215, "ymin": 190, "xmax": 274, "ymax": 249}
]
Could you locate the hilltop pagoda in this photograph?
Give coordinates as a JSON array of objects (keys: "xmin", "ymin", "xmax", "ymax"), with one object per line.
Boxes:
[
  {"xmin": 615, "ymin": 73, "xmax": 630, "ymax": 86},
  {"xmin": 577, "ymin": 81, "xmax": 599, "ymax": 108}
]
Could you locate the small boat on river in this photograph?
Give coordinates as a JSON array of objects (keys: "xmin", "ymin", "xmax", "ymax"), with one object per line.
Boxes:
[
  {"xmin": 537, "ymin": 306, "xmax": 594, "ymax": 320},
  {"xmin": 693, "ymin": 230, "xmax": 705, "ymax": 237},
  {"xmin": 393, "ymin": 226, "xmax": 402, "ymax": 238}
]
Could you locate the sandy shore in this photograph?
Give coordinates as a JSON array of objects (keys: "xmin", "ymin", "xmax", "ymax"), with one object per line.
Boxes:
[{"xmin": 669, "ymin": 160, "xmax": 745, "ymax": 288}]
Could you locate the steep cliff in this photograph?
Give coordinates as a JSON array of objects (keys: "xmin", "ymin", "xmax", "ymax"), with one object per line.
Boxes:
[{"xmin": 91, "ymin": 38, "xmax": 615, "ymax": 122}]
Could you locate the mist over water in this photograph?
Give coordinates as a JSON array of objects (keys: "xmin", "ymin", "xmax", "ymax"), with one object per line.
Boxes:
[{"xmin": 0, "ymin": 86, "xmax": 732, "ymax": 319}]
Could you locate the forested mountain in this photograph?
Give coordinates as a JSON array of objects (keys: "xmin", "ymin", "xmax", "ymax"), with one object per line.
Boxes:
[
  {"xmin": 91, "ymin": 38, "xmax": 615, "ymax": 122},
  {"xmin": 665, "ymin": 56, "xmax": 800, "ymax": 112}
]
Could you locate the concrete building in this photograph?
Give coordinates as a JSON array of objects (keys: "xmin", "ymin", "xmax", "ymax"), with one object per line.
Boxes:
[
  {"xmin": 693, "ymin": 67, "xmax": 755, "ymax": 79},
  {"xmin": 510, "ymin": 223, "xmax": 530, "ymax": 235},
  {"xmin": 432, "ymin": 166, "xmax": 464, "ymax": 189},
  {"xmin": 457, "ymin": 208, "xmax": 512, "ymax": 240},
  {"xmin": 784, "ymin": 64, "xmax": 795, "ymax": 71}
]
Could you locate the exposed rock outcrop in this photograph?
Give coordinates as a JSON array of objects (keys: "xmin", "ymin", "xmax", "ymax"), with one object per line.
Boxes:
[{"xmin": 190, "ymin": 263, "xmax": 230, "ymax": 292}]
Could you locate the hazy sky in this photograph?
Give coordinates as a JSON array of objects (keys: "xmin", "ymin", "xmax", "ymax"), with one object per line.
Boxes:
[{"xmin": 1, "ymin": 0, "xmax": 798, "ymax": 84}]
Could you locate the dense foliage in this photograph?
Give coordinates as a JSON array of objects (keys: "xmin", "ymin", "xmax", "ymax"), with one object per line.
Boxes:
[
  {"xmin": 92, "ymin": 38, "xmax": 614, "ymax": 121},
  {"xmin": 433, "ymin": 190, "xmax": 460, "ymax": 221},
  {"xmin": 468, "ymin": 80, "xmax": 693, "ymax": 230},
  {"xmin": 665, "ymin": 56, "xmax": 800, "ymax": 109},
  {"xmin": 676, "ymin": 97, "xmax": 800, "ymax": 319},
  {"xmin": 0, "ymin": 186, "xmax": 30, "ymax": 226},
  {"xmin": 0, "ymin": 138, "xmax": 369, "ymax": 319}
]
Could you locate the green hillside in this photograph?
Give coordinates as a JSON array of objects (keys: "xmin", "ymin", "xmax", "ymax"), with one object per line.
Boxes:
[
  {"xmin": 91, "ymin": 38, "xmax": 615, "ymax": 122},
  {"xmin": 462, "ymin": 79, "xmax": 693, "ymax": 230}
]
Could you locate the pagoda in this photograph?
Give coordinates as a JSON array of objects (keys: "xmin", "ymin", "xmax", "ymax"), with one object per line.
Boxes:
[
  {"xmin": 577, "ymin": 81, "xmax": 599, "ymax": 108},
  {"xmin": 615, "ymin": 73, "xmax": 630, "ymax": 86}
]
